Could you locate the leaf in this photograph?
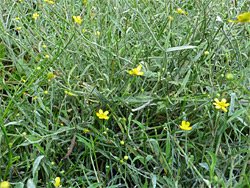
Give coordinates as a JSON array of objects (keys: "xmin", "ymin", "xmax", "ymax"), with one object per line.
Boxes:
[
  {"xmin": 207, "ymin": 151, "xmax": 217, "ymax": 179},
  {"xmin": 132, "ymin": 155, "xmax": 145, "ymax": 164},
  {"xmin": 165, "ymin": 132, "xmax": 171, "ymax": 158},
  {"xmin": 151, "ymin": 174, "xmax": 157, "ymax": 188},
  {"xmin": 177, "ymin": 70, "xmax": 191, "ymax": 95},
  {"xmin": 15, "ymin": 182, "xmax": 24, "ymax": 188},
  {"xmin": 88, "ymin": 183, "xmax": 103, "ymax": 188},
  {"xmin": 132, "ymin": 120, "xmax": 145, "ymax": 130},
  {"xmin": 27, "ymin": 179, "xmax": 36, "ymax": 188},
  {"xmin": 227, "ymin": 108, "xmax": 246, "ymax": 123},
  {"xmin": 32, "ymin": 155, "xmax": 44, "ymax": 177},
  {"xmin": 76, "ymin": 135, "xmax": 93, "ymax": 150},
  {"xmin": 166, "ymin": 45, "xmax": 196, "ymax": 52}
]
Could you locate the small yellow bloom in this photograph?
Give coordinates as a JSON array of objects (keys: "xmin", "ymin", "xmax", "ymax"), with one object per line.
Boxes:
[
  {"xmin": 129, "ymin": 65, "xmax": 144, "ymax": 76},
  {"xmin": 15, "ymin": 27, "xmax": 22, "ymax": 31},
  {"xmin": 32, "ymin": 13, "xmax": 39, "ymax": 19},
  {"xmin": 44, "ymin": 90, "xmax": 48, "ymax": 94},
  {"xmin": 96, "ymin": 109, "xmax": 109, "ymax": 120},
  {"xmin": 48, "ymin": 0, "xmax": 55, "ymax": 4},
  {"xmin": 44, "ymin": 0, "xmax": 48, "ymax": 2},
  {"xmin": 18, "ymin": 0, "xmax": 22, "ymax": 3},
  {"xmin": 47, "ymin": 72, "xmax": 56, "ymax": 80},
  {"xmin": 15, "ymin": 17, "xmax": 20, "ymax": 20},
  {"xmin": 21, "ymin": 79, "xmax": 26, "ymax": 82},
  {"xmin": 37, "ymin": 66, "xmax": 41, "ymax": 70},
  {"xmin": 45, "ymin": 55, "xmax": 50, "ymax": 59},
  {"xmin": 204, "ymin": 51, "xmax": 209, "ymax": 55},
  {"xmin": 179, "ymin": 121, "xmax": 192, "ymax": 131},
  {"xmin": 213, "ymin": 98, "xmax": 230, "ymax": 112},
  {"xmin": 33, "ymin": 96, "xmax": 38, "ymax": 100},
  {"xmin": 73, "ymin": 16, "xmax": 82, "ymax": 24},
  {"xmin": 168, "ymin": 16, "xmax": 173, "ymax": 20},
  {"xmin": 175, "ymin": 8, "xmax": 187, "ymax": 15},
  {"xmin": 122, "ymin": 117, "xmax": 126, "ymax": 121},
  {"xmin": 83, "ymin": 129, "xmax": 91, "ymax": 134},
  {"xmin": 120, "ymin": 159, "xmax": 123, "ymax": 163},
  {"xmin": 124, "ymin": 156, "xmax": 129, "ymax": 160},
  {"xmin": 228, "ymin": 12, "xmax": 250, "ymax": 23},
  {"xmin": 67, "ymin": 91, "xmax": 73, "ymax": 96},
  {"xmin": 120, "ymin": 140, "xmax": 125, "ymax": 145},
  {"xmin": 51, "ymin": 162, "xmax": 55, "ymax": 165},
  {"xmin": 0, "ymin": 181, "xmax": 10, "ymax": 188},
  {"xmin": 54, "ymin": 177, "xmax": 60, "ymax": 187},
  {"xmin": 95, "ymin": 31, "xmax": 100, "ymax": 36},
  {"xmin": 43, "ymin": 45, "xmax": 47, "ymax": 48},
  {"xmin": 82, "ymin": 29, "xmax": 87, "ymax": 32}
]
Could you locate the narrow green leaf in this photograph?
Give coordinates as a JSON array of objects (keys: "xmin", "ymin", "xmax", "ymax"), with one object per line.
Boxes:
[
  {"xmin": 32, "ymin": 155, "xmax": 44, "ymax": 177},
  {"xmin": 27, "ymin": 179, "xmax": 36, "ymax": 188},
  {"xmin": 227, "ymin": 108, "xmax": 246, "ymax": 123},
  {"xmin": 177, "ymin": 70, "xmax": 191, "ymax": 95}
]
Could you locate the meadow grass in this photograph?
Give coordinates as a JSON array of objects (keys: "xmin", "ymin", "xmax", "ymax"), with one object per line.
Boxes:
[{"xmin": 0, "ymin": 0, "xmax": 250, "ymax": 187}]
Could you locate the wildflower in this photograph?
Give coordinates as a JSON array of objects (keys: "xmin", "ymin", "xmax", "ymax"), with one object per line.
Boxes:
[
  {"xmin": 73, "ymin": 16, "xmax": 82, "ymax": 24},
  {"xmin": 120, "ymin": 140, "xmax": 125, "ymax": 145},
  {"xmin": 51, "ymin": 162, "xmax": 55, "ymax": 165},
  {"xmin": 44, "ymin": 0, "xmax": 48, "ymax": 2},
  {"xmin": 37, "ymin": 66, "xmax": 41, "ymax": 70},
  {"xmin": 168, "ymin": 16, "xmax": 173, "ymax": 20},
  {"xmin": 21, "ymin": 79, "xmax": 26, "ymax": 83},
  {"xmin": 120, "ymin": 159, "xmax": 123, "ymax": 163},
  {"xmin": 122, "ymin": 117, "xmax": 126, "ymax": 121},
  {"xmin": 44, "ymin": 90, "xmax": 48, "ymax": 94},
  {"xmin": 175, "ymin": 8, "xmax": 187, "ymax": 15},
  {"xmin": 103, "ymin": 131, "xmax": 107, "ymax": 135},
  {"xmin": 45, "ymin": 55, "xmax": 50, "ymax": 59},
  {"xmin": 65, "ymin": 90, "xmax": 73, "ymax": 96},
  {"xmin": 18, "ymin": 0, "xmax": 22, "ymax": 3},
  {"xmin": 225, "ymin": 73, "xmax": 234, "ymax": 80},
  {"xmin": 96, "ymin": 109, "xmax": 109, "ymax": 120},
  {"xmin": 48, "ymin": 0, "xmax": 55, "ymax": 4},
  {"xmin": 0, "ymin": 181, "xmax": 10, "ymax": 188},
  {"xmin": 213, "ymin": 98, "xmax": 230, "ymax": 112},
  {"xmin": 83, "ymin": 129, "xmax": 90, "ymax": 134},
  {"xmin": 22, "ymin": 132, "xmax": 27, "ymax": 136},
  {"xmin": 32, "ymin": 13, "xmax": 39, "ymax": 19},
  {"xmin": 129, "ymin": 65, "xmax": 144, "ymax": 76},
  {"xmin": 82, "ymin": 29, "xmax": 87, "ymax": 32},
  {"xmin": 47, "ymin": 72, "xmax": 56, "ymax": 81},
  {"xmin": 179, "ymin": 121, "xmax": 192, "ymax": 131},
  {"xmin": 15, "ymin": 17, "xmax": 20, "ymax": 20},
  {"xmin": 33, "ymin": 96, "xmax": 38, "ymax": 100},
  {"xmin": 43, "ymin": 45, "xmax": 47, "ymax": 48},
  {"xmin": 54, "ymin": 177, "xmax": 60, "ymax": 187},
  {"xmin": 228, "ymin": 12, "xmax": 250, "ymax": 23},
  {"xmin": 124, "ymin": 156, "xmax": 129, "ymax": 160},
  {"xmin": 141, "ymin": 89, "xmax": 144, "ymax": 92},
  {"xmin": 95, "ymin": 31, "xmax": 100, "ymax": 36},
  {"xmin": 15, "ymin": 27, "xmax": 22, "ymax": 31},
  {"xmin": 204, "ymin": 51, "xmax": 209, "ymax": 55}
]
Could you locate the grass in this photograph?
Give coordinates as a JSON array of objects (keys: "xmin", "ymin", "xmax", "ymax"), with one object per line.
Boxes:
[{"xmin": 0, "ymin": 0, "xmax": 250, "ymax": 187}]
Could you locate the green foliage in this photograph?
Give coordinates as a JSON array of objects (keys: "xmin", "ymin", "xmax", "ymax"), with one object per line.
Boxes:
[{"xmin": 0, "ymin": 0, "xmax": 250, "ymax": 187}]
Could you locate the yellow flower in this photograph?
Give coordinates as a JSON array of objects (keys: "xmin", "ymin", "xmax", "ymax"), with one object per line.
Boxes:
[
  {"xmin": 47, "ymin": 72, "xmax": 56, "ymax": 81},
  {"xmin": 213, "ymin": 98, "xmax": 230, "ymax": 112},
  {"xmin": 128, "ymin": 65, "xmax": 144, "ymax": 76},
  {"xmin": 43, "ymin": 45, "xmax": 47, "ymax": 48},
  {"xmin": 168, "ymin": 16, "xmax": 173, "ymax": 20},
  {"xmin": 44, "ymin": 0, "xmax": 48, "ymax": 2},
  {"xmin": 175, "ymin": 8, "xmax": 187, "ymax": 15},
  {"xmin": 48, "ymin": 0, "xmax": 55, "ymax": 4},
  {"xmin": 21, "ymin": 79, "xmax": 26, "ymax": 82},
  {"xmin": 15, "ymin": 17, "xmax": 20, "ymax": 20},
  {"xmin": 96, "ymin": 109, "xmax": 109, "ymax": 120},
  {"xmin": 120, "ymin": 140, "xmax": 125, "ymax": 145},
  {"xmin": 54, "ymin": 177, "xmax": 60, "ymax": 187},
  {"xmin": 44, "ymin": 90, "xmax": 48, "ymax": 94},
  {"xmin": 37, "ymin": 66, "xmax": 41, "ymax": 70},
  {"xmin": 18, "ymin": 0, "xmax": 22, "ymax": 3},
  {"xmin": 32, "ymin": 13, "xmax": 39, "ymax": 19},
  {"xmin": 33, "ymin": 96, "xmax": 38, "ymax": 100},
  {"xmin": 73, "ymin": 16, "xmax": 82, "ymax": 24},
  {"xmin": 0, "ymin": 181, "xmax": 10, "ymax": 188},
  {"xmin": 15, "ymin": 27, "xmax": 22, "ymax": 31},
  {"xmin": 45, "ymin": 55, "xmax": 50, "ymax": 59},
  {"xmin": 228, "ymin": 12, "xmax": 250, "ymax": 23},
  {"xmin": 82, "ymin": 28, "xmax": 87, "ymax": 32},
  {"xmin": 95, "ymin": 31, "xmax": 100, "ymax": 36},
  {"xmin": 124, "ymin": 156, "xmax": 128, "ymax": 160},
  {"xmin": 179, "ymin": 121, "xmax": 192, "ymax": 131},
  {"xmin": 204, "ymin": 51, "xmax": 209, "ymax": 55},
  {"xmin": 83, "ymin": 129, "xmax": 91, "ymax": 134}
]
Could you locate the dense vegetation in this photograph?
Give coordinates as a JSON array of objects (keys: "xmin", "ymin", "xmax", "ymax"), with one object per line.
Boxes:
[{"xmin": 0, "ymin": 0, "xmax": 250, "ymax": 187}]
